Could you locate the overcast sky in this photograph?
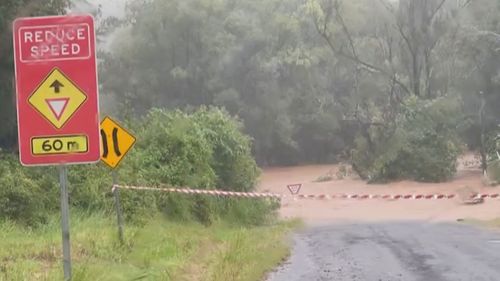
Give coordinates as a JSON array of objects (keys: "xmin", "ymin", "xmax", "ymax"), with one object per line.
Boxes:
[{"xmin": 71, "ymin": 0, "xmax": 126, "ymax": 18}]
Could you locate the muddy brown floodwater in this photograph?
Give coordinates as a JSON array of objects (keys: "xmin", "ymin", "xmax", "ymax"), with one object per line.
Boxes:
[
  {"xmin": 260, "ymin": 156, "xmax": 500, "ymax": 281},
  {"xmin": 258, "ymin": 157, "xmax": 500, "ymax": 225}
]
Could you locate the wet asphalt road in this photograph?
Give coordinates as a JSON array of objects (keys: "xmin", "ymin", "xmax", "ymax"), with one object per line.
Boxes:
[{"xmin": 266, "ymin": 223, "xmax": 500, "ymax": 281}]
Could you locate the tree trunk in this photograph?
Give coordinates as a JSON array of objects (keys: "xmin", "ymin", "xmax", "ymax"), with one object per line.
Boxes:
[{"xmin": 479, "ymin": 92, "xmax": 488, "ymax": 175}]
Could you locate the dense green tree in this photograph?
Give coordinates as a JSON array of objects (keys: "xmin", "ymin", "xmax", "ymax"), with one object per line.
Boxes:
[
  {"xmin": 100, "ymin": 0, "xmax": 348, "ymax": 164},
  {"xmin": 1, "ymin": 0, "xmax": 499, "ymax": 181},
  {"xmin": 454, "ymin": 0, "xmax": 500, "ymax": 171}
]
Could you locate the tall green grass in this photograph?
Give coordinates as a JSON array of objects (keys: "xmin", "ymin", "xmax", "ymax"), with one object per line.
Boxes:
[
  {"xmin": 0, "ymin": 212, "xmax": 297, "ymax": 281},
  {"xmin": 205, "ymin": 224, "xmax": 295, "ymax": 281}
]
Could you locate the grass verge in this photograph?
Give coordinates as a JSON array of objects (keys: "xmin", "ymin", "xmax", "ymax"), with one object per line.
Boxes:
[{"xmin": 0, "ymin": 212, "xmax": 298, "ymax": 281}]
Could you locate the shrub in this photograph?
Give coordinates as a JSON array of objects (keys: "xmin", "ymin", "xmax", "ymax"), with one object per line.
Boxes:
[
  {"xmin": 488, "ymin": 159, "xmax": 500, "ymax": 183},
  {"xmin": 371, "ymin": 132, "xmax": 460, "ymax": 182},
  {"xmin": 193, "ymin": 107, "xmax": 260, "ymax": 192},
  {"xmin": 117, "ymin": 107, "xmax": 272, "ymax": 225},
  {"xmin": 0, "ymin": 107, "xmax": 272, "ymax": 226},
  {"xmin": 68, "ymin": 165, "xmax": 113, "ymax": 212},
  {"xmin": 352, "ymin": 96, "xmax": 462, "ymax": 183},
  {"xmin": 314, "ymin": 175, "xmax": 334, "ymax": 183},
  {"xmin": 0, "ymin": 154, "xmax": 53, "ymax": 226},
  {"xmin": 133, "ymin": 109, "xmax": 216, "ymax": 188},
  {"xmin": 221, "ymin": 198, "xmax": 279, "ymax": 226}
]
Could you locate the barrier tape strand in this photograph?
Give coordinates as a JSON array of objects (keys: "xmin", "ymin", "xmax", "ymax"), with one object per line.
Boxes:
[{"xmin": 112, "ymin": 185, "xmax": 499, "ymax": 201}]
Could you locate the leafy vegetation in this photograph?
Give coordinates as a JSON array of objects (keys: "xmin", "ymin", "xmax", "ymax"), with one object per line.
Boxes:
[
  {"xmin": 0, "ymin": 154, "xmax": 59, "ymax": 226},
  {"xmin": 0, "ymin": 212, "xmax": 297, "ymax": 281},
  {"xmin": 0, "ymin": 104, "xmax": 284, "ymax": 280},
  {"xmin": 0, "ymin": 0, "xmax": 499, "ymax": 229},
  {"xmin": 1, "ymin": 0, "xmax": 500, "ymax": 278},
  {"xmin": 352, "ymin": 96, "xmax": 463, "ymax": 182},
  {"xmin": 0, "ymin": 107, "xmax": 272, "ymax": 226},
  {"xmin": 120, "ymin": 107, "xmax": 274, "ymax": 225},
  {"xmin": 488, "ymin": 160, "xmax": 500, "ymax": 183},
  {"xmin": 1, "ymin": 0, "xmax": 499, "ymax": 184},
  {"xmin": 93, "ymin": 0, "xmax": 500, "ymax": 178}
]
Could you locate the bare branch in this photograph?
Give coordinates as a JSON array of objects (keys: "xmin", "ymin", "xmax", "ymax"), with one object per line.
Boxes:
[
  {"xmin": 377, "ymin": 0, "xmax": 396, "ymax": 16},
  {"xmin": 320, "ymin": 0, "xmax": 334, "ymax": 36},
  {"xmin": 472, "ymin": 28, "xmax": 500, "ymax": 39},
  {"xmin": 396, "ymin": 20, "xmax": 415, "ymax": 55},
  {"xmin": 429, "ymin": 0, "xmax": 446, "ymax": 24},
  {"xmin": 333, "ymin": 0, "xmax": 358, "ymax": 58},
  {"xmin": 461, "ymin": 0, "xmax": 474, "ymax": 8},
  {"xmin": 316, "ymin": 24, "xmax": 411, "ymax": 95},
  {"xmin": 380, "ymin": 0, "xmax": 415, "ymax": 56},
  {"xmin": 311, "ymin": 0, "xmax": 411, "ymax": 95}
]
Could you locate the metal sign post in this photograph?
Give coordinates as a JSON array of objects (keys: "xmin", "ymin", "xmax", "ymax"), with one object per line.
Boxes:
[
  {"xmin": 100, "ymin": 116, "xmax": 136, "ymax": 243},
  {"xmin": 59, "ymin": 165, "xmax": 72, "ymax": 280},
  {"xmin": 112, "ymin": 171, "xmax": 125, "ymax": 244}
]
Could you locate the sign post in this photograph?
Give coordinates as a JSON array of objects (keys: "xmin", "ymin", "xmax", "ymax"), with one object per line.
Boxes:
[
  {"xmin": 59, "ymin": 165, "xmax": 71, "ymax": 279},
  {"xmin": 100, "ymin": 116, "xmax": 136, "ymax": 243},
  {"xmin": 112, "ymin": 171, "xmax": 125, "ymax": 244},
  {"xmin": 13, "ymin": 15, "xmax": 100, "ymax": 280}
]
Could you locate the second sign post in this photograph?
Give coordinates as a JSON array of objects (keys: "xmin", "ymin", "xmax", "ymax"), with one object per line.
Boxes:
[{"xmin": 100, "ymin": 116, "xmax": 137, "ymax": 244}]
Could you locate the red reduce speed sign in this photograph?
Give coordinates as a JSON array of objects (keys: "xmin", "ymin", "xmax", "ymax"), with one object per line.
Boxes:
[{"xmin": 13, "ymin": 15, "xmax": 100, "ymax": 166}]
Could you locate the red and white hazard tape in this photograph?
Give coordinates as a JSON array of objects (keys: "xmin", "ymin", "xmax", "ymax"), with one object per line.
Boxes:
[
  {"xmin": 292, "ymin": 193, "xmax": 500, "ymax": 200},
  {"xmin": 112, "ymin": 185, "xmax": 499, "ymax": 201},
  {"xmin": 112, "ymin": 185, "xmax": 283, "ymax": 199}
]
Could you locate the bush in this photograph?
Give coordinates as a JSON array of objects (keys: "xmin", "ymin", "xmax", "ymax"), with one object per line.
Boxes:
[
  {"xmin": 222, "ymin": 198, "xmax": 279, "ymax": 226},
  {"xmin": 68, "ymin": 165, "xmax": 113, "ymax": 212},
  {"xmin": 0, "ymin": 107, "xmax": 273, "ymax": 226},
  {"xmin": 371, "ymin": 132, "xmax": 460, "ymax": 182},
  {"xmin": 193, "ymin": 107, "xmax": 260, "ymax": 191},
  {"xmin": 124, "ymin": 108, "xmax": 270, "ymax": 225},
  {"xmin": 488, "ymin": 160, "xmax": 500, "ymax": 183},
  {"xmin": 0, "ymin": 154, "xmax": 54, "ymax": 226},
  {"xmin": 352, "ymin": 96, "xmax": 462, "ymax": 183},
  {"xmin": 132, "ymin": 109, "xmax": 217, "ymax": 188}
]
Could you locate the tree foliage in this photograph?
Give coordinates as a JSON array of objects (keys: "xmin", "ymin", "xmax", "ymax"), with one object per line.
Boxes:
[
  {"xmin": 1, "ymin": 0, "xmax": 500, "ymax": 184},
  {"xmin": 0, "ymin": 107, "xmax": 270, "ymax": 225},
  {"xmin": 97, "ymin": 0, "xmax": 500, "ymax": 179}
]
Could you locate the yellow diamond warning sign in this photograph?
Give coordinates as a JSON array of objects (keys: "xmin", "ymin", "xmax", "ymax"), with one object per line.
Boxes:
[
  {"xmin": 100, "ymin": 116, "xmax": 136, "ymax": 169},
  {"xmin": 28, "ymin": 68, "xmax": 87, "ymax": 129}
]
